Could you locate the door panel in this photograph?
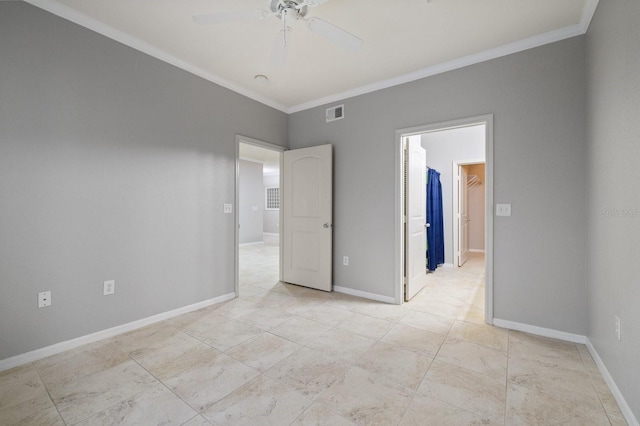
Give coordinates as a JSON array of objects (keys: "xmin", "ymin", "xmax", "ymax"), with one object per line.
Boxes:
[
  {"xmin": 405, "ymin": 137, "xmax": 427, "ymax": 301},
  {"xmin": 283, "ymin": 145, "xmax": 333, "ymax": 291},
  {"xmin": 292, "ymin": 158, "xmax": 321, "ymax": 217}
]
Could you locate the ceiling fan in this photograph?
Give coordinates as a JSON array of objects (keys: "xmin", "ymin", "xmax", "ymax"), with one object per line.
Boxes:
[{"xmin": 193, "ymin": 0, "xmax": 364, "ymax": 64}]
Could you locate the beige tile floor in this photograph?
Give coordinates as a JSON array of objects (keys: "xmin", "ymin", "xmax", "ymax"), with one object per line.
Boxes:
[{"xmin": 0, "ymin": 246, "xmax": 627, "ymax": 425}]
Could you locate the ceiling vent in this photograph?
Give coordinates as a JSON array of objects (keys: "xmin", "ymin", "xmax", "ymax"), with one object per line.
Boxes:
[{"xmin": 326, "ymin": 105, "xmax": 344, "ymax": 123}]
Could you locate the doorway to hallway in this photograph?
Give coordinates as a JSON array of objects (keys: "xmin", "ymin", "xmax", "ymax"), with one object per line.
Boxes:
[{"xmin": 235, "ymin": 136, "xmax": 284, "ymax": 297}]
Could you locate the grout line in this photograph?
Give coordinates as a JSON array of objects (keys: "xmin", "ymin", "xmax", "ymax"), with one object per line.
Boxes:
[
  {"xmin": 32, "ymin": 363, "xmax": 69, "ymax": 426},
  {"xmin": 504, "ymin": 329, "xmax": 512, "ymax": 425},
  {"xmin": 128, "ymin": 356, "xmax": 203, "ymax": 417}
]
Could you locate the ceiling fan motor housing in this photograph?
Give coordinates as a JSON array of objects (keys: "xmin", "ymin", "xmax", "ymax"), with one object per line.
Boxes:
[{"xmin": 270, "ymin": 0, "xmax": 308, "ymax": 18}]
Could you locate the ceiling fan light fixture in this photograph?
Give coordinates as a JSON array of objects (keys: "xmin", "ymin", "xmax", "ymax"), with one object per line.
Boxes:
[
  {"xmin": 193, "ymin": 0, "xmax": 363, "ymax": 63},
  {"xmin": 254, "ymin": 74, "xmax": 270, "ymax": 86},
  {"xmin": 269, "ymin": 0, "xmax": 308, "ymax": 18}
]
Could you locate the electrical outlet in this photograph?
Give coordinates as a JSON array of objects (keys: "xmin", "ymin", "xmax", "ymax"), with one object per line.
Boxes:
[
  {"xmin": 496, "ymin": 204, "xmax": 512, "ymax": 216},
  {"xmin": 38, "ymin": 291, "xmax": 51, "ymax": 308},
  {"xmin": 343, "ymin": 256, "xmax": 349, "ymax": 266},
  {"xmin": 615, "ymin": 315, "xmax": 621, "ymax": 341},
  {"xmin": 224, "ymin": 204, "xmax": 233, "ymax": 214},
  {"xmin": 103, "ymin": 280, "xmax": 115, "ymax": 296}
]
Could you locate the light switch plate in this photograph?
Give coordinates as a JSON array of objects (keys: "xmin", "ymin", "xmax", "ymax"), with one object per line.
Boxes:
[
  {"xmin": 496, "ymin": 204, "xmax": 512, "ymax": 216},
  {"xmin": 224, "ymin": 204, "xmax": 233, "ymax": 214}
]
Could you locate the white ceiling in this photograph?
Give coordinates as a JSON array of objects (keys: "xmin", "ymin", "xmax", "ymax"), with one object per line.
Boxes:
[
  {"xmin": 26, "ymin": 0, "xmax": 598, "ymax": 113},
  {"xmin": 239, "ymin": 143, "xmax": 280, "ymax": 175}
]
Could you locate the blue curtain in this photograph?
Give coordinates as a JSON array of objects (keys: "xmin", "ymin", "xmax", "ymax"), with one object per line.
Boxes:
[{"xmin": 427, "ymin": 168, "xmax": 445, "ymax": 271}]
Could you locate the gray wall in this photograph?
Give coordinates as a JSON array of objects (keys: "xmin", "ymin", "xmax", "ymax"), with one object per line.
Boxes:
[
  {"xmin": 0, "ymin": 2, "xmax": 288, "ymax": 360},
  {"xmin": 239, "ymin": 160, "xmax": 264, "ymax": 244},
  {"xmin": 263, "ymin": 174, "xmax": 280, "ymax": 234},
  {"xmin": 289, "ymin": 36, "xmax": 587, "ymax": 334},
  {"xmin": 421, "ymin": 125, "xmax": 485, "ymax": 265},
  {"xmin": 586, "ymin": 0, "xmax": 640, "ymax": 419}
]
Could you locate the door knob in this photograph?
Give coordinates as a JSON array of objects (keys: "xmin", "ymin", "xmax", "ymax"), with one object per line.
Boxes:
[{"xmin": 323, "ymin": 223, "xmax": 332, "ymax": 228}]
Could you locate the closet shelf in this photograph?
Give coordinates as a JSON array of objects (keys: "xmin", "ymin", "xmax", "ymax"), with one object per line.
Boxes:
[{"xmin": 467, "ymin": 174, "xmax": 481, "ymax": 188}]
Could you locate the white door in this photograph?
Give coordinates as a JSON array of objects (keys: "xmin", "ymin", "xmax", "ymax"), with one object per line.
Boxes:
[
  {"xmin": 458, "ymin": 165, "xmax": 470, "ymax": 266},
  {"xmin": 405, "ymin": 137, "xmax": 427, "ymax": 301},
  {"xmin": 282, "ymin": 144, "xmax": 333, "ymax": 291}
]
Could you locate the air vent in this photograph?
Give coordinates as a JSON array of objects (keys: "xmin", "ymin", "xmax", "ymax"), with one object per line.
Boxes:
[{"xmin": 326, "ymin": 104, "xmax": 344, "ymax": 122}]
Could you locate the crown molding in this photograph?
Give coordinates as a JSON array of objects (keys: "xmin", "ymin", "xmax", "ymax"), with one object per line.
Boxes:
[
  {"xmin": 580, "ymin": 0, "xmax": 600, "ymax": 33},
  {"xmin": 23, "ymin": 0, "xmax": 289, "ymax": 113},
  {"xmin": 23, "ymin": 0, "xmax": 599, "ymax": 115},
  {"xmin": 289, "ymin": 3, "xmax": 599, "ymax": 113}
]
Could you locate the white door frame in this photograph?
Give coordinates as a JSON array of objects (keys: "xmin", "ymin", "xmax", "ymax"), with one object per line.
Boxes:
[
  {"xmin": 452, "ymin": 160, "xmax": 485, "ymax": 269},
  {"xmin": 395, "ymin": 115, "xmax": 495, "ymax": 325},
  {"xmin": 235, "ymin": 135, "xmax": 286, "ymax": 298}
]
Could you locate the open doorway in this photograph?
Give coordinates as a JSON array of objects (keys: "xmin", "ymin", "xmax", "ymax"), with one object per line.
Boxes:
[
  {"xmin": 395, "ymin": 115, "xmax": 494, "ymax": 324},
  {"xmin": 235, "ymin": 135, "xmax": 285, "ymax": 298},
  {"xmin": 454, "ymin": 162, "xmax": 486, "ymax": 268}
]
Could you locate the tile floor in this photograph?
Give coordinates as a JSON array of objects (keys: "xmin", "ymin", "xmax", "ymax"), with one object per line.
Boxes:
[{"xmin": 0, "ymin": 245, "xmax": 627, "ymax": 425}]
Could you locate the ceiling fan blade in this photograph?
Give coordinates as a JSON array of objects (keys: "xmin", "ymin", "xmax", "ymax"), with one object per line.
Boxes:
[
  {"xmin": 192, "ymin": 9, "xmax": 266, "ymax": 25},
  {"xmin": 296, "ymin": 0, "xmax": 331, "ymax": 8},
  {"xmin": 306, "ymin": 17, "xmax": 363, "ymax": 51}
]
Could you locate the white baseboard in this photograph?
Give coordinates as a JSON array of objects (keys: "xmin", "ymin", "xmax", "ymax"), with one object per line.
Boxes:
[
  {"xmin": 586, "ymin": 339, "xmax": 639, "ymax": 426},
  {"xmin": 469, "ymin": 249, "xmax": 485, "ymax": 253},
  {"xmin": 492, "ymin": 318, "xmax": 587, "ymax": 344},
  {"xmin": 0, "ymin": 292, "xmax": 236, "ymax": 372},
  {"xmin": 442, "ymin": 263, "xmax": 454, "ymax": 268},
  {"xmin": 333, "ymin": 286, "xmax": 396, "ymax": 304},
  {"xmin": 239, "ymin": 241, "xmax": 263, "ymax": 247}
]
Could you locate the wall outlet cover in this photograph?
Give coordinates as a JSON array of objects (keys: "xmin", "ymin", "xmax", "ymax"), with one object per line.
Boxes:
[
  {"xmin": 103, "ymin": 280, "xmax": 115, "ymax": 296},
  {"xmin": 38, "ymin": 291, "xmax": 51, "ymax": 308},
  {"xmin": 496, "ymin": 204, "xmax": 512, "ymax": 216}
]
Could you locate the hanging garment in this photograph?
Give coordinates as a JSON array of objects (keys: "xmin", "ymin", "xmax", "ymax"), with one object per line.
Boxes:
[
  {"xmin": 426, "ymin": 168, "xmax": 445, "ymax": 271},
  {"xmin": 425, "ymin": 170, "xmax": 429, "ymax": 268}
]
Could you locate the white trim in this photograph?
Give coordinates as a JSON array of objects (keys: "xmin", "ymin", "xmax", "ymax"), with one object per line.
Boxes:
[
  {"xmin": 23, "ymin": 0, "xmax": 288, "ymax": 113},
  {"xmin": 468, "ymin": 249, "xmax": 485, "ymax": 254},
  {"xmin": 484, "ymin": 119, "xmax": 494, "ymax": 325},
  {"xmin": 580, "ymin": 0, "xmax": 601, "ymax": 33},
  {"xmin": 586, "ymin": 339, "xmax": 640, "ymax": 426},
  {"xmin": 441, "ymin": 263, "xmax": 454, "ymax": 268},
  {"xmin": 0, "ymin": 293, "xmax": 235, "ymax": 372},
  {"xmin": 25, "ymin": 0, "xmax": 598, "ymax": 115},
  {"xmin": 492, "ymin": 318, "xmax": 586, "ymax": 344},
  {"xmin": 334, "ymin": 286, "xmax": 396, "ymax": 304}
]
